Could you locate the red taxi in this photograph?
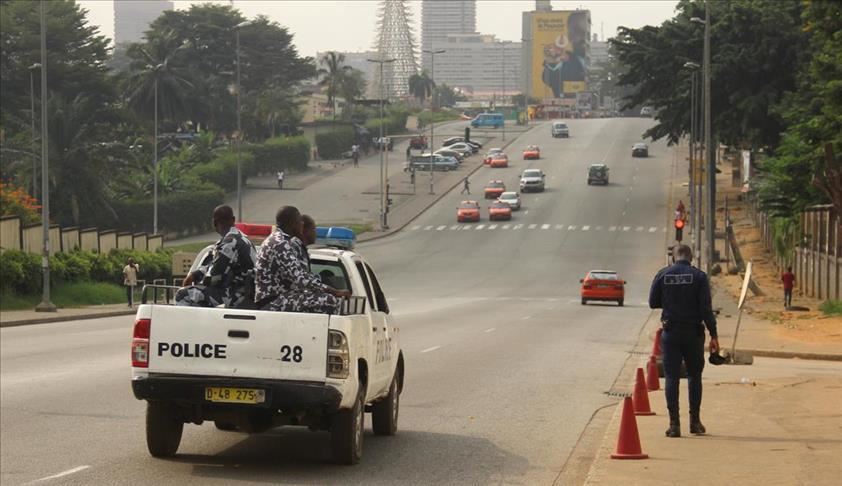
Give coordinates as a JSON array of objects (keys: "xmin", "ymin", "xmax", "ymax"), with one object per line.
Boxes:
[
  {"xmin": 483, "ymin": 180, "xmax": 506, "ymax": 199},
  {"xmin": 488, "ymin": 201, "xmax": 513, "ymax": 221},
  {"xmin": 457, "ymin": 200, "xmax": 481, "ymax": 222},
  {"xmin": 580, "ymin": 270, "xmax": 626, "ymax": 306},
  {"xmin": 484, "ymin": 148, "xmax": 503, "ymax": 165},
  {"xmin": 522, "ymin": 145, "xmax": 541, "ymax": 160},
  {"xmin": 489, "ymin": 152, "xmax": 509, "ymax": 168}
]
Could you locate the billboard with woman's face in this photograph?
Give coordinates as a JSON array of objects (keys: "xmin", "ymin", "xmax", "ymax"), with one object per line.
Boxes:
[{"xmin": 531, "ymin": 10, "xmax": 590, "ymax": 99}]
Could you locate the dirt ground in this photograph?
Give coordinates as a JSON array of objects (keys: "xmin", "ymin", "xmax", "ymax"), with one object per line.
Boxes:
[{"xmin": 713, "ymin": 159, "xmax": 842, "ymax": 346}]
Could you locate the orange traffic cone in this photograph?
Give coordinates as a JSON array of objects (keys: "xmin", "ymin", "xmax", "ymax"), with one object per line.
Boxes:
[
  {"xmin": 611, "ymin": 396, "xmax": 649, "ymax": 460},
  {"xmin": 633, "ymin": 367, "xmax": 655, "ymax": 416},
  {"xmin": 646, "ymin": 355, "xmax": 660, "ymax": 391},
  {"xmin": 651, "ymin": 328, "xmax": 663, "ymax": 358}
]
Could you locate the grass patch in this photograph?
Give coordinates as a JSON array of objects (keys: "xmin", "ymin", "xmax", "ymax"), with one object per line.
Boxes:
[
  {"xmin": 1, "ymin": 282, "xmax": 127, "ymax": 311},
  {"xmin": 347, "ymin": 223, "xmax": 374, "ymax": 235},
  {"xmin": 819, "ymin": 300, "xmax": 842, "ymax": 316},
  {"xmin": 164, "ymin": 241, "xmax": 214, "ymax": 253}
]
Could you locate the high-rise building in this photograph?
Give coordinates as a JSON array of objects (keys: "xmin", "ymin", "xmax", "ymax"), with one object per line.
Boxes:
[
  {"xmin": 114, "ymin": 0, "xmax": 173, "ymax": 45},
  {"xmin": 428, "ymin": 34, "xmax": 521, "ymax": 97},
  {"xmin": 421, "ymin": 0, "xmax": 476, "ymax": 72}
]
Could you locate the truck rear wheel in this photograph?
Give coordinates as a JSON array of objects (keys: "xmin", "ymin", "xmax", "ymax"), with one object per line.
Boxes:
[
  {"xmin": 372, "ymin": 375, "xmax": 399, "ymax": 436},
  {"xmin": 146, "ymin": 401, "xmax": 183, "ymax": 457},
  {"xmin": 330, "ymin": 387, "xmax": 364, "ymax": 465}
]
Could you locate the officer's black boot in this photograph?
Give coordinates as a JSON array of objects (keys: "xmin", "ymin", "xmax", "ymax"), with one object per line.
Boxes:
[
  {"xmin": 690, "ymin": 411, "xmax": 706, "ymax": 435},
  {"xmin": 665, "ymin": 409, "xmax": 681, "ymax": 438}
]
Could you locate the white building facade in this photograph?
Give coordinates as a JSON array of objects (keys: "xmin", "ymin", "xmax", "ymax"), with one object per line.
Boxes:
[{"xmin": 421, "ymin": 0, "xmax": 477, "ymax": 73}]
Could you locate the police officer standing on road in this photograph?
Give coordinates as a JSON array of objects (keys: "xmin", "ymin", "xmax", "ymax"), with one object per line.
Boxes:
[{"xmin": 649, "ymin": 244, "xmax": 719, "ymax": 438}]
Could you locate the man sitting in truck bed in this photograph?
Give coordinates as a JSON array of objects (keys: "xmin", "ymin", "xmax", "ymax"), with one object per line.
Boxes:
[
  {"xmin": 176, "ymin": 205, "xmax": 257, "ymax": 308},
  {"xmin": 255, "ymin": 206, "xmax": 350, "ymax": 314}
]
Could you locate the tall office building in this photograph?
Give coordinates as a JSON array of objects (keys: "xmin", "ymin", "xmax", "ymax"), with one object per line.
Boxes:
[
  {"xmin": 114, "ymin": 0, "xmax": 173, "ymax": 45},
  {"xmin": 421, "ymin": 0, "xmax": 476, "ymax": 72}
]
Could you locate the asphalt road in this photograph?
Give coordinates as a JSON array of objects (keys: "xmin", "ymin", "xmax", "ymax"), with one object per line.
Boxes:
[{"xmin": 0, "ymin": 117, "xmax": 674, "ymax": 485}]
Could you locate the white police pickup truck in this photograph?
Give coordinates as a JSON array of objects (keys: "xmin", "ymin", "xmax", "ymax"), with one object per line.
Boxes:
[{"xmin": 130, "ymin": 245, "xmax": 404, "ymax": 465}]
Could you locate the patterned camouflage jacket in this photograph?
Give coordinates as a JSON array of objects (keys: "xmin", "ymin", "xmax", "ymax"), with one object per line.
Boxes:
[{"xmin": 192, "ymin": 226, "xmax": 257, "ymax": 307}]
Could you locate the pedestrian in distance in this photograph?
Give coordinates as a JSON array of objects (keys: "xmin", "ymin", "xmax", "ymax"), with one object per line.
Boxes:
[
  {"xmin": 277, "ymin": 170, "xmax": 285, "ymax": 189},
  {"xmin": 123, "ymin": 257, "xmax": 140, "ymax": 308},
  {"xmin": 406, "ymin": 145, "xmax": 412, "ymax": 161},
  {"xmin": 410, "ymin": 169, "xmax": 416, "ymax": 186},
  {"xmin": 649, "ymin": 244, "xmax": 719, "ymax": 438},
  {"xmin": 352, "ymin": 144, "xmax": 360, "ymax": 167},
  {"xmin": 461, "ymin": 176, "xmax": 471, "ymax": 195},
  {"xmin": 781, "ymin": 266, "xmax": 795, "ymax": 308}
]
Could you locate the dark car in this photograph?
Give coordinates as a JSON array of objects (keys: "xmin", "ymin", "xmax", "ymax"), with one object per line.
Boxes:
[
  {"xmin": 587, "ymin": 164, "xmax": 609, "ymax": 185},
  {"xmin": 632, "ymin": 143, "xmax": 649, "ymax": 157}
]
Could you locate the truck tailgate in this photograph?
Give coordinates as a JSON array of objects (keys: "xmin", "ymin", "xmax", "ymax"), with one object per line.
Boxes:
[{"xmin": 147, "ymin": 306, "xmax": 329, "ymax": 382}]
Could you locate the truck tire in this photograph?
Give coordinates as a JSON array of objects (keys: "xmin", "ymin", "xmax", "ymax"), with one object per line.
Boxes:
[
  {"xmin": 372, "ymin": 375, "xmax": 399, "ymax": 436},
  {"xmin": 330, "ymin": 386, "xmax": 365, "ymax": 465},
  {"xmin": 146, "ymin": 401, "xmax": 183, "ymax": 458},
  {"xmin": 215, "ymin": 421, "xmax": 237, "ymax": 431},
  {"xmin": 618, "ymin": 299, "xmax": 624, "ymax": 307}
]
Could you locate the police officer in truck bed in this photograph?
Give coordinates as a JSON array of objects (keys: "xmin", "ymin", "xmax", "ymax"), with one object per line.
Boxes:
[{"xmin": 649, "ymin": 244, "xmax": 720, "ymax": 438}]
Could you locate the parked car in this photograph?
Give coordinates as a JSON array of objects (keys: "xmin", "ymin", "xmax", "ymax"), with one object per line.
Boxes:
[
  {"xmin": 408, "ymin": 154, "xmax": 459, "ymax": 171},
  {"xmin": 434, "ymin": 148, "xmax": 466, "ymax": 161},
  {"xmin": 448, "ymin": 142, "xmax": 478, "ymax": 155}
]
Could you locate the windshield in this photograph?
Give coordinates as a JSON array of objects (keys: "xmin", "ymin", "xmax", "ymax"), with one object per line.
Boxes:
[
  {"xmin": 491, "ymin": 202, "xmax": 509, "ymax": 209},
  {"xmin": 523, "ymin": 170, "xmax": 542, "ymax": 178},
  {"xmin": 500, "ymin": 192, "xmax": 517, "ymax": 199},
  {"xmin": 459, "ymin": 202, "xmax": 479, "ymax": 209},
  {"xmin": 487, "ymin": 182, "xmax": 504, "ymax": 188},
  {"xmin": 589, "ymin": 272, "xmax": 618, "ymax": 281}
]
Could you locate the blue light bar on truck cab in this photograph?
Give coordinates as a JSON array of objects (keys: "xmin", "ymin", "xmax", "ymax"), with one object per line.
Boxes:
[{"xmin": 315, "ymin": 226, "xmax": 355, "ymax": 250}]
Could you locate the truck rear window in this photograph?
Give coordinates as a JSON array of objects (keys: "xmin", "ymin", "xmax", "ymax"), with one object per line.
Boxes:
[{"xmin": 311, "ymin": 260, "xmax": 351, "ymax": 291}]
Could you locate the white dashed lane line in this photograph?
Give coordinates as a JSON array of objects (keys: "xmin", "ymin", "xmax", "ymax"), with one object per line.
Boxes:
[
  {"xmin": 420, "ymin": 346, "xmax": 441, "ymax": 354},
  {"xmin": 484, "ymin": 328, "xmax": 496, "ymax": 333},
  {"xmin": 28, "ymin": 466, "xmax": 91, "ymax": 484}
]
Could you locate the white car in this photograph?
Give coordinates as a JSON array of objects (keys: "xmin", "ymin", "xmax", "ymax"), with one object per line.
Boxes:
[
  {"xmin": 551, "ymin": 122, "xmax": 569, "ymax": 138},
  {"xmin": 447, "ymin": 142, "xmax": 478, "ymax": 154},
  {"xmin": 131, "ymin": 246, "xmax": 404, "ymax": 465},
  {"xmin": 520, "ymin": 169, "xmax": 546, "ymax": 192},
  {"xmin": 497, "ymin": 191, "xmax": 521, "ymax": 210}
]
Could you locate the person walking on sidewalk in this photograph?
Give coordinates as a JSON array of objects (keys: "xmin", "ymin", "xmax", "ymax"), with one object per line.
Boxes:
[
  {"xmin": 277, "ymin": 170, "xmax": 285, "ymax": 189},
  {"xmin": 649, "ymin": 244, "xmax": 719, "ymax": 438},
  {"xmin": 781, "ymin": 266, "xmax": 795, "ymax": 308},
  {"xmin": 123, "ymin": 257, "xmax": 140, "ymax": 308},
  {"xmin": 352, "ymin": 144, "xmax": 360, "ymax": 167},
  {"xmin": 461, "ymin": 177, "xmax": 471, "ymax": 195},
  {"xmin": 406, "ymin": 145, "xmax": 412, "ymax": 161}
]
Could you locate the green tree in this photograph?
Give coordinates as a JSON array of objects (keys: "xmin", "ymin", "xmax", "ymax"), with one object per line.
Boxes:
[
  {"xmin": 339, "ymin": 68, "xmax": 367, "ymax": 117},
  {"xmin": 408, "ymin": 71, "xmax": 435, "ymax": 107},
  {"xmin": 317, "ymin": 51, "xmax": 351, "ymax": 121}
]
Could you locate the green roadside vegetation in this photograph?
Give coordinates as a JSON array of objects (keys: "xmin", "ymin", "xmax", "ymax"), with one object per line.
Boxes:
[
  {"xmin": 0, "ymin": 282, "xmax": 126, "ymax": 311},
  {"xmin": 819, "ymin": 300, "xmax": 842, "ymax": 317},
  {"xmin": 165, "ymin": 241, "xmax": 215, "ymax": 253}
]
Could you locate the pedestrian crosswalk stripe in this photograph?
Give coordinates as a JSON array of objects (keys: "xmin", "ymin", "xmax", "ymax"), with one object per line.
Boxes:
[
  {"xmin": 623, "ymin": 226, "xmax": 631, "ymax": 231},
  {"xmin": 450, "ymin": 225, "xmax": 459, "ymax": 230},
  {"xmin": 424, "ymin": 225, "xmax": 433, "ymax": 231},
  {"xmin": 513, "ymin": 224, "xmax": 524, "ymax": 230},
  {"xmin": 541, "ymin": 224, "xmax": 550, "ymax": 230},
  {"xmin": 648, "ymin": 226, "xmax": 657, "ymax": 233},
  {"xmin": 411, "ymin": 225, "xmax": 421, "ymax": 230},
  {"xmin": 555, "ymin": 224, "xmax": 565, "ymax": 230},
  {"xmin": 582, "ymin": 225, "xmax": 590, "ymax": 231},
  {"xmin": 489, "ymin": 224, "xmax": 498, "ymax": 230},
  {"xmin": 609, "ymin": 226, "xmax": 617, "ymax": 231},
  {"xmin": 502, "ymin": 224, "xmax": 511, "ymax": 229},
  {"xmin": 595, "ymin": 226, "xmax": 603, "ymax": 231},
  {"xmin": 636, "ymin": 226, "xmax": 644, "ymax": 232},
  {"xmin": 568, "ymin": 225, "xmax": 577, "ymax": 231},
  {"xmin": 476, "ymin": 224, "xmax": 485, "ymax": 230},
  {"xmin": 437, "ymin": 225, "xmax": 446, "ymax": 231},
  {"xmin": 528, "ymin": 224, "xmax": 537, "ymax": 229}
]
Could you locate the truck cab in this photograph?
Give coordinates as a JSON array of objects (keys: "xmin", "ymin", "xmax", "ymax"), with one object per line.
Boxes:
[{"xmin": 131, "ymin": 243, "xmax": 404, "ymax": 465}]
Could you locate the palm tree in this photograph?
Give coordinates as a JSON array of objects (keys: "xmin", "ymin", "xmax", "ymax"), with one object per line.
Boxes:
[
  {"xmin": 317, "ymin": 51, "xmax": 351, "ymax": 122},
  {"xmin": 408, "ymin": 71, "xmax": 436, "ymax": 108}
]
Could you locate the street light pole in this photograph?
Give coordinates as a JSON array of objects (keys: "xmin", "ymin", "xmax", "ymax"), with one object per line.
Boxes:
[
  {"xmin": 235, "ymin": 26, "xmax": 243, "ymax": 222},
  {"xmin": 499, "ymin": 41, "xmax": 511, "ymax": 141},
  {"xmin": 422, "ymin": 48, "xmax": 445, "ymax": 195},
  {"xmin": 683, "ymin": 61, "xmax": 700, "ymax": 249},
  {"xmin": 703, "ymin": 1, "xmax": 714, "ymax": 273},
  {"xmin": 29, "ymin": 63, "xmax": 40, "ymax": 199},
  {"xmin": 153, "ymin": 77, "xmax": 159, "ymax": 234},
  {"xmin": 36, "ymin": 0, "xmax": 55, "ymax": 312},
  {"xmin": 366, "ymin": 57, "xmax": 396, "ymax": 231}
]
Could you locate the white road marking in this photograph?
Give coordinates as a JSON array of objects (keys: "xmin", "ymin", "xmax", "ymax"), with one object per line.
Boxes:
[
  {"xmin": 476, "ymin": 224, "xmax": 485, "ymax": 230},
  {"xmin": 502, "ymin": 224, "xmax": 511, "ymax": 229},
  {"xmin": 524, "ymin": 210, "xmax": 529, "ymax": 215},
  {"xmin": 411, "ymin": 225, "xmax": 421, "ymax": 231},
  {"xmin": 609, "ymin": 226, "xmax": 617, "ymax": 231},
  {"xmin": 622, "ymin": 211, "xmax": 627, "ymax": 216},
  {"xmin": 595, "ymin": 226, "xmax": 603, "ymax": 231},
  {"xmin": 568, "ymin": 225, "xmax": 577, "ymax": 231},
  {"xmin": 626, "ymin": 198, "xmax": 630, "ymax": 203},
  {"xmin": 489, "ymin": 224, "xmax": 498, "ymax": 230},
  {"xmin": 484, "ymin": 328, "xmax": 496, "ymax": 333},
  {"xmin": 424, "ymin": 225, "xmax": 433, "ymax": 231},
  {"xmin": 421, "ymin": 346, "xmax": 441, "ymax": 353},
  {"xmin": 521, "ymin": 316, "xmax": 532, "ymax": 320},
  {"xmin": 622, "ymin": 226, "xmax": 631, "ymax": 231},
  {"xmin": 31, "ymin": 466, "xmax": 91, "ymax": 483},
  {"xmin": 541, "ymin": 224, "xmax": 550, "ymax": 230},
  {"xmin": 649, "ymin": 226, "xmax": 658, "ymax": 233},
  {"xmin": 555, "ymin": 224, "xmax": 565, "ymax": 230},
  {"xmin": 582, "ymin": 225, "xmax": 591, "ymax": 231},
  {"xmin": 528, "ymin": 223, "xmax": 538, "ymax": 229},
  {"xmin": 436, "ymin": 225, "xmax": 446, "ymax": 231},
  {"xmin": 513, "ymin": 224, "xmax": 524, "ymax": 230},
  {"xmin": 636, "ymin": 226, "xmax": 644, "ymax": 232},
  {"xmin": 450, "ymin": 225, "xmax": 459, "ymax": 230}
]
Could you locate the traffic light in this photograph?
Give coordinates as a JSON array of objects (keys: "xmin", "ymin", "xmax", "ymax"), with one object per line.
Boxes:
[{"xmin": 674, "ymin": 218, "xmax": 685, "ymax": 242}]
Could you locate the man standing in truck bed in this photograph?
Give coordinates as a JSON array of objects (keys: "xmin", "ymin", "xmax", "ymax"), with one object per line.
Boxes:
[{"xmin": 255, "ymin": 206, "xmax": 350, "ymax": 314}]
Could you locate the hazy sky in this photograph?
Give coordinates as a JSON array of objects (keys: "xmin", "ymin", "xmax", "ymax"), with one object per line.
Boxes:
[{"xmin": 77, "ymin": 0, "xmax": 679, "ymax": 58}]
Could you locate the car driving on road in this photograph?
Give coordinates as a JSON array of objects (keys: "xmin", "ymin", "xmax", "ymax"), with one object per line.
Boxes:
[
  {"xmin": 484, "ymin": 180, "xmax": 506, "ymax": 199},
  {"xmin": 580, "ymin": 270, "xmax": 626, "ymax": 306},
  {"xmin": 484, "ymin": 148, "xmax": 503, "ymax": 165},
  {"xmin": 551, "ymin": 121, "xmax": 569, "ymax": 138},
  {"xmin": 457, "ymin": 200, "xmax": 481, "ymax": 222},
  {"xmin": 488, "ymin": 201, "xmax": 513, "ymax": 221},
  {"xmin": 587, "ymin": 164, "xmax": 609, "ymax": 185},
  {"xmin": 522, "ymin": 145, "xmax": 541, "ymax": 160},
  {"xmin": 489, "ymin": 152, "xmax": 509, "ymax": 168},
  {"xmin": 632, "ymin": 143, "xmax": 649, "ymax": 157},
  {"xmin": 519, "ymin": 169, "xmax": 546, "ymax": 193},
  {"xmin": 497, "ymin": 191, "xmax": 521, "ymax": 210}
]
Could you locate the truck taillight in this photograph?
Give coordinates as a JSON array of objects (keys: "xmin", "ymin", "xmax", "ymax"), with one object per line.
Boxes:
[
  {"xmin": 327, "ymin": 330, "xmax": 350, "ymax": 379},
  {"xmin": 132, "ymin": 318, "xmax": 151, "ymax": 368}
]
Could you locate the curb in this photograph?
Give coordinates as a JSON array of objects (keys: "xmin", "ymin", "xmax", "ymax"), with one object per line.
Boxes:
[
  {"xmin": 0, "ymin": 309, "xmax": 136, "ymax": 328},
  {"xmin": 739, "ymin": 348, "xmax": 842, "ymax": 362},
  {"xmin": 357, "ymin": 125, "xmax": 539, "ymax": 243}
]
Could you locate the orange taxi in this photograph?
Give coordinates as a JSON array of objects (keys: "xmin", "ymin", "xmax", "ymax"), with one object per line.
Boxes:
[
  {"xmin": 484, "ymin": 148, "xmax": 503, "ymax": 165},
  {"xmin": 457, "ymin": 200, "xmax": 481, "ymax": 222},
  {"xmin": 489, "ymin": 152, "xmax": 509, "ymax": 168},
  {"xmin": 488, "ymin": 201, "xmax": 513, "ymax": 221},
  {"xmin": 522, "ymin": 145, "xmax": 541, "ymax": 160},
  {"xmin": 580, "ymin": 270, "xmax": 626, "ymax": 306},
  {"xmin": 484, "ymin": 180, "xmax": 506, "ymax": 199}
]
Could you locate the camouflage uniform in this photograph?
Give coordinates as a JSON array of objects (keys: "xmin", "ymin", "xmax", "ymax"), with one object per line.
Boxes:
[
  {"xmin": 255, "ymin": 229, "xmax": 341, "ymax": 315},
  {"xmin": 176, "ymin": 226, "xmax": 257, "ymax": 308}
]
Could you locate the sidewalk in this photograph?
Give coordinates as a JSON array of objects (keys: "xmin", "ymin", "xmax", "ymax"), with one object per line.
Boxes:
[{"xmin": 0, "ymin": 303, "xmax": 136, "ymax": 328}]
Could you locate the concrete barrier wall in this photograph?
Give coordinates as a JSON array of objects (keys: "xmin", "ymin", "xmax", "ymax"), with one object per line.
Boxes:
[
  {"xmin": 80, "ymin": 228, "xmax": 98, "ymax": 252},
  {"xmin": 99, "ymin": 230, "xmax": 117, "ymax": 253},
  {"xmin": 117, "ymin": 232, "xmax": 133, "ymax": 249},
  {"xmin": 62, "ymin": 227, "xmax": 80, "ymax": 252},
  {"xmin": 21, "ymin": 224, "xmax": 41, "ymax": 254},
  {"xmin": 0, "ymin": 216, "xmax": 21, "ymax": 252},
  {"xmin": 148, "ymin": 235, "xmax": 163, "ymax": 251},
  {"xmin": 133, "ymin": 233, "xmax": 148, "ymax": 251}
]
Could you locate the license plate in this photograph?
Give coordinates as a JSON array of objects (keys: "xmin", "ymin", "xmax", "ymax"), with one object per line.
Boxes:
[
  {"xmin": 204, "ymin": 387, "xmax": 266, "ymax": 404},
  {"xmin": 597, "ymin": 284, "xmax": 612, "ymax": 288}
]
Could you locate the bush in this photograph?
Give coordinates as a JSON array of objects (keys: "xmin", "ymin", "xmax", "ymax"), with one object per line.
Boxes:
[
  {"xmin": 249, "ymin": 136, "xmax": 310, "ymax": 174},
  {"xmin": 111, "ymin": 186, "xmax": 224, "ymax": 234},
  {"xmin": 315, "ymin": 127, "xmax": 356, "ymax": 159},
  {"xmin": 819, "ymin": 300, "xmax": 842, "ymax": 316},
  {"xmin": 365, "ymin": 111, "xmax": 409, "ymax": 136},
  {"xmin": 188, "ymin": 151, "xmax": 254, "ymax": 192},
  {"xmin": 0, "ymin": 250, "xmax": 40, "ymax": 294}
]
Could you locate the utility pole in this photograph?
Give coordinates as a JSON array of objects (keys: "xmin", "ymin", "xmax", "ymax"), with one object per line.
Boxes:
[
  {"xmin": 153, "ymin": 77, "xmax": 159, "ymax": 234},
  {"xmin": 35, "ymin": 0, "xmax": 55, "ymax": 312},
  {"xmin": 422, "ymin": 48, "xmax": 445, "ymax": 195},
  {"xmin": 683, "ymin": 62, "xmax": 700, "ymax": 252},
  {"xmin": 367, "ymin": 56, "xmax": 396, "ymax": 231},
  {"xmin": 703, "ymin": 1, "xmax": 714, "ymax": 273},
  {"xmin": 29, "ymin": 63, "xmax": 40, "ymax": 199}
]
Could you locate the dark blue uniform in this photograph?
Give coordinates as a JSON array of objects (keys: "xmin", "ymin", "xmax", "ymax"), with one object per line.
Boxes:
[{"xmin": 649, "ymin": 260, "xmax": 717, "ymax": 419}]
